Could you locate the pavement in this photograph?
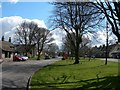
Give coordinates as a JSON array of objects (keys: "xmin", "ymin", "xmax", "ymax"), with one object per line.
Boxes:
[
  {"xmin": 0, "ymin": 59, "xmax": 3, "ymax": 64},
  {"xmin": 99, "ymin": 58, "xmax": 120, "ymax": 63},
  {"xmin": 1, "ymin": 58, "xmax": 61, "ymax": 90}
]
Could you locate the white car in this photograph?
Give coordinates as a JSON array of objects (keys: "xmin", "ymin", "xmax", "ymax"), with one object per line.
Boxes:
[
  {"xmin": 17, "ymin": 54, "xmax": 28, "ymax": 60},
  {"xmin": 21, "ymin": 55, "xmax": 28, "ymax": 60}
]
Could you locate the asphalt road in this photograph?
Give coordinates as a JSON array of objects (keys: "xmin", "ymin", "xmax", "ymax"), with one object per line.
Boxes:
[
  {"xmin": 100, "ymin": 58, "xmax": 120, "ymax": 63},
  {"xmin": 1, "ymin": 58, "xmax": 60, "ymax": 90}
]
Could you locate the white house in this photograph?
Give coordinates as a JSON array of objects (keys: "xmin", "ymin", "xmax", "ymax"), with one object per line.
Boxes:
[{"xmin": 109, "ymin": 43, "xmax": 120, "ymax": 58}]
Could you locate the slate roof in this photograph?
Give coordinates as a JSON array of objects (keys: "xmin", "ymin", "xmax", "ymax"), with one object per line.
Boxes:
[
  {"xmin": 0, "ymin": 41, "xmax": 14, "ymax": 52},
  {"xmin": 14, "ymin": 44, "xmax": 35, "ymax": 53},
  {"xmin": 110, "ymin": 44, "xmax": 120, "ymax": 54}
]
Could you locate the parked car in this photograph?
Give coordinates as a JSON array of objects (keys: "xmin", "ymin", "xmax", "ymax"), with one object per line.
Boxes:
[
  {"xmin": 45, "ymin": 55, "xmax": 50, "ymax": 59},
  {"xmin": 52, "ymin": 56, "xmax": 58, "ymax": 58},
  {"xmin": 13, "ymin": 54, "xmax": 28, "ymax": 61},
  {"xmin": 20, "ymin": 55, "xmax": 28, "ymax": 60},
  {"xmin": 52, "ymin": 56, "xmax": 55, "ymax": 58}
]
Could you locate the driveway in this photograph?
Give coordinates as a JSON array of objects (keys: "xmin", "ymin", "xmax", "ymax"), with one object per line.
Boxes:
[{"xmin": 1, "ymin": 58, "xmax": 60, "ymax": 90}]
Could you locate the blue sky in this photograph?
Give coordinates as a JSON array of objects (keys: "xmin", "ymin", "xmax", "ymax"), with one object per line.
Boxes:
[
  {"xmin": 0, "ymin": 1, "xmax": 117, "ymax": 46},
  {"xmin": 0, "ymin": 1, "xmax": 65, "ymax": 46},
  {"xmin": 2, "ymin": 2, "xmax": 54, "ymax": 27}
]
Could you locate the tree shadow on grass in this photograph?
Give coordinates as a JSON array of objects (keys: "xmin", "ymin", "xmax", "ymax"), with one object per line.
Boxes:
[
  {"xmin": 46, "ymin": 64, "xmax": 107, "ymax": 72},
  {"xmin": 31, "ymin": 76, "xmax": 120, "ymax": 90},
  {"xmin": 72, "ymin": 76, "xmax": 120, "ymax": 90},
  {"xmin": 49, "ymin": 64, "xmax": 74, "ymax": 67}
]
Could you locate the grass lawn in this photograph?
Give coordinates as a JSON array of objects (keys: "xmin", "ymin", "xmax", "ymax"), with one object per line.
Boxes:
[{"xmin": 30, "ymin": 58, "xmax": 120, "ymax": 90}]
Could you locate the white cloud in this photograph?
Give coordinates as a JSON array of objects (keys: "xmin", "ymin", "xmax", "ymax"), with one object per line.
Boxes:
[
  {"xmin": 0, "ymin": 16, "xmax": 64, "ymax": 47},
  {"xmin": 9, "ymin": 0, "xmax": 19, "ymax": 4},
  {"xmin": 96, "ymin": 30, "xmax": 106, "ymax": 44},
  {"xmin": 1, "ymin": 0, "xmax": 54, "ymax": 3},
  {"xmin": 0, "ymin": 16, "xmax": 117, "ymax": 47},
  {"xmin": 0, "ymin": 16, "xmax": 47, "ymax": 41},
  {"xmin": 50, "ymin": 29, "xmax": 66, "ymax": 47},
  {"xmin": 32, "ymin": 19, "xmax": 47, "ymax": 28},
  {"xmin": 50, "ymin": 28, "xmax": 117, "ymax": 48},
  {"xmin": 91, "ymin": 30, "xmax": 117, "ymax": 47},
  {"xmin": 0, "ymin": 4, "xmax": 1, "ymax": 8}
]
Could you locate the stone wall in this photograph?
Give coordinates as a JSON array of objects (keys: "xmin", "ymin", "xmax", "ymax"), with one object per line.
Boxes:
[{"xmin": 2, "ymin": 51, "xmax": 13, "ymax": 62}]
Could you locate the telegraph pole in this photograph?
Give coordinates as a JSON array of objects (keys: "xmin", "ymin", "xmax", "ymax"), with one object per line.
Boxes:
[{"xmin": 105, "ymin": 21, "xmax": 109, "ymax": 65}]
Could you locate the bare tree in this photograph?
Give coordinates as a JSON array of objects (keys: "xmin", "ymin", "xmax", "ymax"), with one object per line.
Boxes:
[
  {"xmin": 14, "ymin": 21, "xmax": 38, "ymax": 55},
  {"xmin": 14, "ymin": 21, "xmax": 54, "ymax": 59},
  {"xmin": 63, "ymin": 33, "xmax": 91, "ymax": 60},
  {"xmin": 34, "ymin": 28, "xmax": 54, "ymax": 60},
  {"xmin": 79, "ymin": 36, "xmax": 91, "ymax": 58},
  {"xmin": 63, "ymin": 33, "xmax": 75, "ymax": 56},
  {"xmin": 44, "ymin": 43, "xmax": 59, "ymax": 57},
  {"xmin": 93, "ymin": 1, "xmax": 120, "ymax": 43},
  {"xmin": 51, "ymin": 2, "xmax": 101, "ymax": 64}
]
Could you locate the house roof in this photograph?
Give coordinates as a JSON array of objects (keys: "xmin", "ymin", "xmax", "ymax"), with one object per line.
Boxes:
[
  {"xmin": 112, "ymin": 51, "xmax": 120, "ymax": 54},
  {"xmin": 109, "ymin": 44, "xmax": 120, "ymax": 54},
  {"xmin": 14, "ymin": 44, "xmax": 35, "ymax": 53},
  {"xmin": 0, "ymin": 41, "xmax": 14, "ymax": 52}
]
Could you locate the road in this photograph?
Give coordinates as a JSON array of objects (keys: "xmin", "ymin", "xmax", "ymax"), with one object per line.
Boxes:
[
  {"xmin": 1, "ymin": 58, "xmax": 60, "ymax": 90},
  {"xmin": 99, "ymin": 58, "xmax": 120, "ymax": 63}
]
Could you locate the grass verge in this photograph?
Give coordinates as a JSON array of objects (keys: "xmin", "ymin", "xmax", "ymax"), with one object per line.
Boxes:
[{"xmin": 30, "ymin": 58, "xmax": 120, "ymax": 90}]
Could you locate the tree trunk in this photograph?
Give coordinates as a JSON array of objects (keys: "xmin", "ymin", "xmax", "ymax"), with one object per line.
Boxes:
[
  {"xmin": 73, "ymin": 29, "xmax": 80, "ymax": 64},
  {"xmin": 74, "ymin": 39, "xmax": 80, "ymax": 64},
  {"xmin": 25, "ymin": 45, "xmax": 27, "ymax": 56},
  {"xmin": 118, "ymin": 36, "xmax": 120, "ymax": 43},
  {"xmin": 74, "ymin": 48, "xmax": 79, "ymax": 64},
  {"xmin": 37, "ymin": 43, "xmax": 44, "ymax": 60},
  {"xmin": 89, "ymin": 56, "xmax": 91, "ymax": 61},
  {"xmin": 37, "ymin": 48, "xmax": 44, "ymax": 60},
  {"xmin": 37, "ymin": 43, "xmax": 40, "ymax": 60},
  {"xmin": 37, "ymin": 52, "xmax": 40, "ymax": 60},
  {"xmin": 114, "ymin": 32, "xmax": 120, "ymax": 43}
]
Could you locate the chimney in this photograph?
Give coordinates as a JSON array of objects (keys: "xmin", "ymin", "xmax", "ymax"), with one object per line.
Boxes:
[
  {"xmin": 9, "ymin": 37, "xmax": 11, "ymax": 42},
  {"xmin": 2, "ymin": 36, "xmax": 4, "ymax": 41}
]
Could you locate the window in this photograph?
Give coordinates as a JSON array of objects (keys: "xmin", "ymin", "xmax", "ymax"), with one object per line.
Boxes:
[
  {"xmin": 5, "ymin": 52, "xmax": 8, "ymax": 58},
  {"xmin": 0, "ymin": 49, "xmax": 2, "ymax": 59},
  {"xmin": 117, "ymin": 48, "xmax": 120, "ymax": 50},
  {"xmin": 9, "ymin": 52, "xmax": 11, "ymax": 58}
]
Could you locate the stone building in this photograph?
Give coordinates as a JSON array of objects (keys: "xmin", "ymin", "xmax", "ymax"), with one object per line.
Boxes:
[{"xmin": 0, "ymin": 37, "xmax": 14, "ymax": 61}]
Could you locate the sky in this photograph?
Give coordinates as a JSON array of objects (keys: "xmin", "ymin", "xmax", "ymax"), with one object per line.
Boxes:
[
  {"xmin": 2, "ymin": 2, "xmax": 53, "ymax": 27},
  {"xmin": 0, "ymin": 0, "xmax": 117, "ymax": 47},
  {"xmin": 0, "ymin": 0, "xmax": 66, "ymax": 47}
]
